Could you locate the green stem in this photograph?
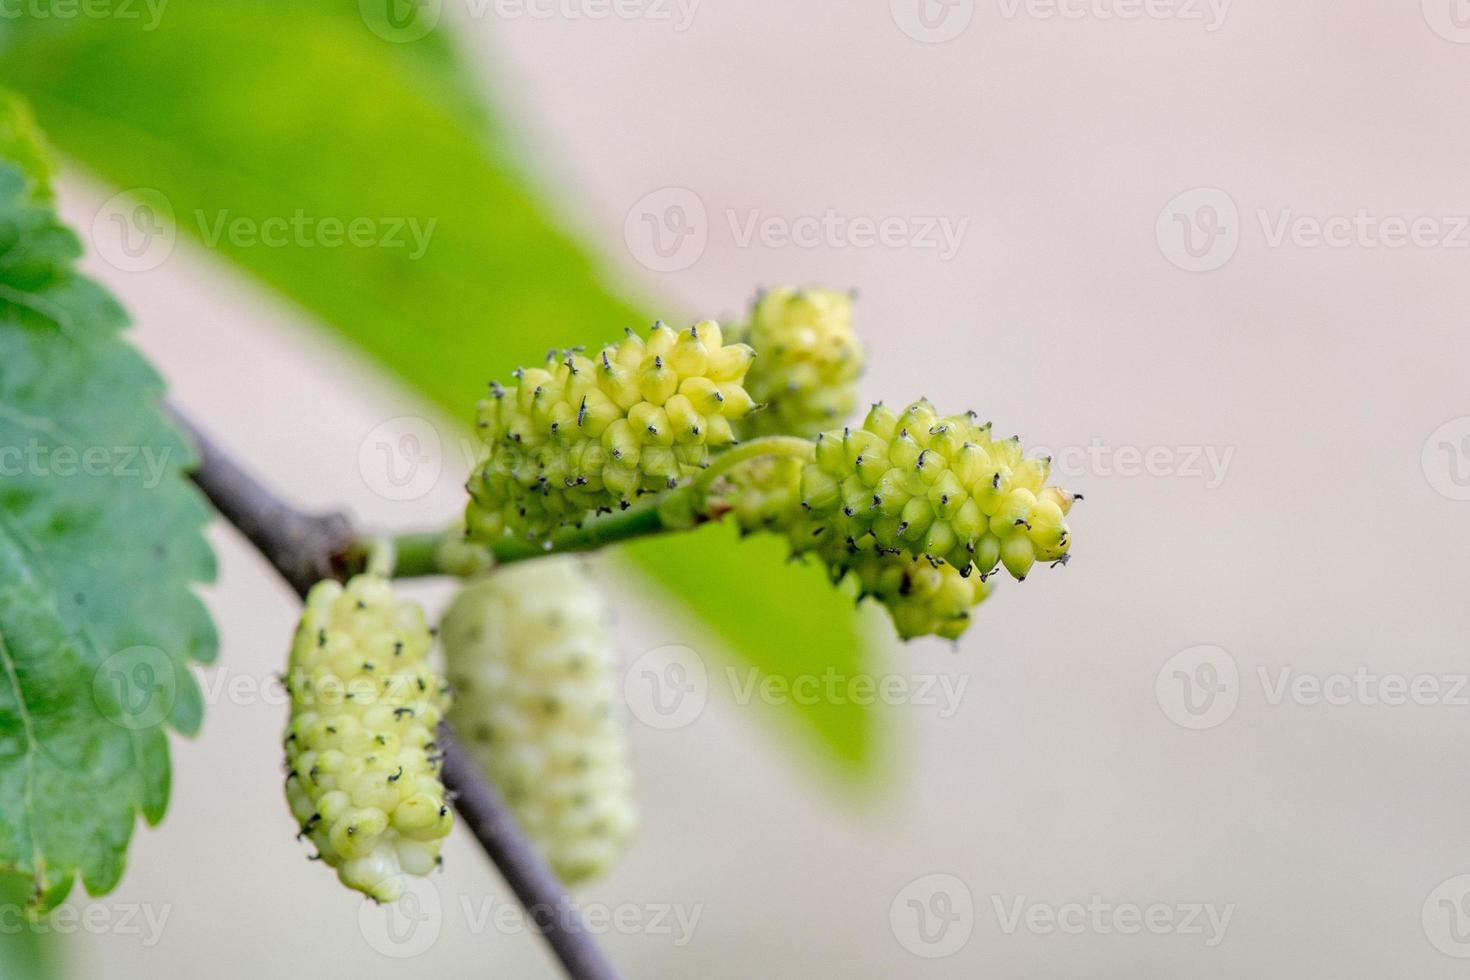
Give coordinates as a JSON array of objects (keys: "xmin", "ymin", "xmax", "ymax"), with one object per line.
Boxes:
[
  {"xmin": 390, "ymin": 436, "xmax": 814, "ymax": 580},
  {"xmin": 489, "ymin": 497, "xmax": 674, "ymax": 563},
  {"xmin": 388, "ymin": 497, "xmax": 683, "ymax": 579},
  {"xmin": 390, "ymin": 531, "xmax": 446, "ymax": 578}
]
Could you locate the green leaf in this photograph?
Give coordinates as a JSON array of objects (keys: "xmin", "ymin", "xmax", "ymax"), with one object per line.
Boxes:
[
  {"xmin": 0, "ymin": 127, "xmax": 217, "ymax": 905},
  {"xmin": 0, "ymin": 3, "xmax": 877, "ymax": 771}
]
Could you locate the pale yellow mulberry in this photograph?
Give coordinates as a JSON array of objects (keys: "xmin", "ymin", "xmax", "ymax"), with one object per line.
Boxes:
[
  {"xmin": 465, "ymin": 321, "xmax": 756, "ymax": 544},
  {"xmin": 283, "ymin": 574, "xmax": 453, "ymax": 902},
  {"xmin": 722, "ymin": 453, "xmax": 995, "ymax": 640},
  {"xmin": 740, "ymin": 286, "xmax": 864, "ymax": 439},
  {"xmin": 801, "ymin": 400, "xmax": 1075, "ymax": 581}
]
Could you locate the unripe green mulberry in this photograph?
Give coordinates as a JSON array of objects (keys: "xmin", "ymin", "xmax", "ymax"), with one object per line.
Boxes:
[
  {"xmin": 801, "ymin": 400, "xmax": 1075, "ymax": 581},
  {"xmin": 722, "ymin": 453, "xmax": 993, "ymax": 640},
  {"xmin": 741, "ymin": 287, "xmax": 864, "ymax": 439},
  {"xmin": 724, "ymin": 455, "xmax": 806, "ymax": 534},
  {"xmin": 465, "ymin": 321, "xmax": 757, "ymax": 544},
  {"xmin": 842, "ymin": 547, "xmax": 994, "ymax": 641},
  {"xmin": 283, "ymin": 575, "xmax": 453, "ymax": 902},
  {"xmin": 442, "ymin": 559, "xmax": 637, "ymax": 885}
]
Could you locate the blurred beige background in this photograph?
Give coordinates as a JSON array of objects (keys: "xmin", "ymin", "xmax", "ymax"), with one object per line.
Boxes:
[{"xmin": 49, "ymin": 0, "xmax": 1470, "ymax": 975}]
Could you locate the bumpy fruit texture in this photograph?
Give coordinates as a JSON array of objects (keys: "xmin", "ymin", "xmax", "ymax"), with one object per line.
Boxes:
[
  {"xmin": 465, "ymin": 321, "xmax": 756, "ymax": 543},
  {"xmin": 724, "ymin": 455, "xmax": 993, "ymax": 640},
  {"xmin": 740, "ymin": 287, "xmax": 864, "ymax": 439},
  {"xmin": 801, "ymin": 400, "xmax": 1075, "ymax": 582},
  {"xmin": 283, "ymin": 575, "xmax": 453, "ymax": 903},
  {"xmin": 842, "ymin": 546, "xmax": 994, "ymax": 641},
  {"xmin": 724, "ymin": 454, "xmax": 806, "ymax": 534},
  {"xmin": 442, "ymin": 559, "xmax": 637, "ymax": 886}
]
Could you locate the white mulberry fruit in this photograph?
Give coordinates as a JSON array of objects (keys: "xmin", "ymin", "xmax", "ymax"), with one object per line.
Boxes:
[
  {"xmin": 442, "ymin": 558, "xmax": 637, "ymax": 885},
  {"xmin": 283, "ymin": 574, "xmax": 453, "ymax": 902},
  {"xmin": 801, "ymin": 400, "xmax": 1075, "ymax": 580},
  {"xmin": 465, "ymin": 321, "xmax": 756, "ymax": 544},
  {"xmin": 740, "ymin": 286, "xmax": 864, "ymax": 439}
]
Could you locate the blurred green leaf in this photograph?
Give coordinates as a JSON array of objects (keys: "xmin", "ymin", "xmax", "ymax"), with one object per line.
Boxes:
[
  {"xmin": 621, "ymin": 524, "xmax": 875, "ymax": 769},
  {"xmin": 0, "ymin": 2, "xmax": 877, "ymax": 772},
  {"xmin": 0, "ymin": 91, "xmax": 53, "ymax": 201}
]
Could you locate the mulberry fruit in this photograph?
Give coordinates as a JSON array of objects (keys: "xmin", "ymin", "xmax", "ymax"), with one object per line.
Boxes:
[
  {"xmin": 842, "ymin": 546, "xmax": 994, "ymax": 641},
  {"xmin": 442, "ymin": 558, "xmax": 637, "ymax": 885},
  {"xmin": 721, "ymin": 452, "xmax": 994, "ymax": 640},
  {"xmin": 283, "ymin": 574, "xmax": 453, "ymax": 902},
  {"xmin": 724, "ymin": 454, "xmax": 806, "ymax": 534},
  {"xmin": 740, "ymin": 287, "xmax": 864, "ymax": 439},
  {"xmin": 801, "ymin": 400, "xmax": 1075, "ymax": 581},
  {"xmin": 465, "ymin": 321, "xmax": 757, "ymax": 544}
]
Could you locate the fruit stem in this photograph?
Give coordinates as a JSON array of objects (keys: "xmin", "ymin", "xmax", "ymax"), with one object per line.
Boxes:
[
  {"xmin": 388, "ymin": 530, "xmax": 445, "ymax": 577},
  {"xmin": 391, "ymin": 496, "xmax": 710, "ymax": 578},
  {"xmin": 495, "ymin": 497, "xmax": 673, "ymax": 561}
]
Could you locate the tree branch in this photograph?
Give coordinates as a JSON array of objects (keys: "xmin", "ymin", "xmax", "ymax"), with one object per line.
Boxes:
[
  {"xmin": 182, "ymin": 417, "xmax": 357, "ymax": 596},
  {"xmin": 176, "ymin": 412, "xmax": 622, "ymax": 980}
]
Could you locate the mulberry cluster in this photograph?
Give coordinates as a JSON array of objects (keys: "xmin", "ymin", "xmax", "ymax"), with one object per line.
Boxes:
[
  {"xmin": 739, "ymin": 287, "xmax": 864, "ymax": 439},
  {"xmin": 465, "ymin": 321, "xmax": 757, "ymax": 543},
  {"xmin": 723, "ymin": 455, "xmax": 994, "ymax": 640},
  {"xmin": 442, "ymin": 559, "xmax": 637, "ymax": 885},
  {"xmin": 283, "ymin": 575, "xmax": 453, "ymax": 903},
  {"xmin": 801, "ymin": 401, "xmax": 1075, "ymax": 581}
]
